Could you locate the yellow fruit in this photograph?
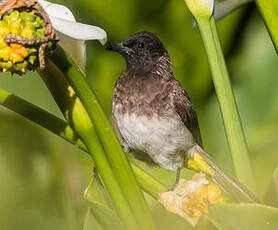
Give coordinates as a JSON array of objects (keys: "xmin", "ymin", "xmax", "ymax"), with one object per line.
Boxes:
[
  {"xmin": 0, "ymin": 37, "xmax": 8, "ymax": 48},
  {"xmin": 0, "ymin": 9, "xmax": 57, "ymax": 73},
  {"xmin": 0, "ymin": 47, "xmax": 11, "ymax": 61},
  {"xmin": 10, "ymin": 51, "xmax": 24, "ymax": 63},
  {"xmin": 0, "ymin": 26, "xmax": 10, "ymax": 36},
  {"xmin": 10, "ymin": 44, "xmax": 28, "ymax": 58},
  {"xmin": 21, "ymin": 27, "xmax": 34, "ymax": 38},
  {"xmin": 10, "ymin": 20, "xmax": 21, "ymax": 35}
]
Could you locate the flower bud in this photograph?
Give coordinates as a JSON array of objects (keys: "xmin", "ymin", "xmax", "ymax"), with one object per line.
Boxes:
[{"xmin": 184, "ymin": 0, "xmax": 214, "ymax": 19}]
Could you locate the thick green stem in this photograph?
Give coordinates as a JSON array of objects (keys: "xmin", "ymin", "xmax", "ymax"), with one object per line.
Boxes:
[
  {"xmin": 131, "ymin": 164, "xmax": 166, "ymax": 198},
  {"xmin": 39, "ymin": 62, "xmax": 138, "ymax": 230},
  {"xmin": 0, "ymin": 87, "xmax": 167, "ymax": 199},
  {"xmin": 195, "ymin": 16, "xmax": 256, "ymax": 192},
  {"xmin": 82, "ymin": 127, "xmax": 136, "ymax": 230},
  {"xmin": 0, "ymin": 88, "xmax": 86, "ymax": 150},
  {"xmin": 49, "ymin": 47, "xmax": 155, "ymax": 229}
]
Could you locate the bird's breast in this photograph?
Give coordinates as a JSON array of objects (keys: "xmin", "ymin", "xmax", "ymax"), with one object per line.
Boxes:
[
  {"xmin": 113, "ymin": 103, "xmax": 195, "ymax": 171},
  {"xmin": 112, "ymin": 75, "xmax": 172, "ymax": 117}
]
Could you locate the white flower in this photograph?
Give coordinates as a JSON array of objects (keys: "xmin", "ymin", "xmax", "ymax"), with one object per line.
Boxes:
[
  {"xmin": 189, "ymin": 0, "xmax": 253, "ymax": 27},
  {"xmin": 38, "ymin": 0, "xmax": 107, "ymax": 74},
  {"xmin": 214, "ymin": 0, "xmax": 253, "ymax": 20},
  {"xmin": 184, "ymin": 0, "xmax": 214, "ymax": 18}
]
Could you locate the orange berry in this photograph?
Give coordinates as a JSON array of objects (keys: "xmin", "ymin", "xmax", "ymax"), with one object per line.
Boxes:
[
  {"xmin": 10, "ymin": 51, "xmax": 24, "ymax": 63},
  {"xmin": 10, "ymin": 43, "xmax": 28, "ymax": 58}
]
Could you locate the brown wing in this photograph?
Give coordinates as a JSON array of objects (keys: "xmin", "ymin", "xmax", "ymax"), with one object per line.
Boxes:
[{"xmin": 172, "ymin": 81, "xmax": 202, "ymax": 147}]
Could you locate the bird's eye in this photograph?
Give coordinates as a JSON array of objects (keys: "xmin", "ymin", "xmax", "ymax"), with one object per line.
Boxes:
[{"xmin": 138, "ymin": 42, "xmax": 144, "ymax": 49}]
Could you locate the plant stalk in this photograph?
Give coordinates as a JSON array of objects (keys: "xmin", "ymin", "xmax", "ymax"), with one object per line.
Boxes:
[
  {"xmin": 49, "ymin": 46, "xmax": 155, "ymax": 229},
  {"xmin": 39, "ymin": 62, "xmax": 139, "ymax": 230},
  {"xmin": 0, "ymin": 87, "xmax": 168, "ymax": 199},
  {"xmin": 195, "ymin": 16, "xmax": 256, "ymax": 193}
]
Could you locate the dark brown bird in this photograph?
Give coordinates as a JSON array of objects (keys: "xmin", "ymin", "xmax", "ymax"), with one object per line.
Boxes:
[
  {"xmin": 107, "ymin": 31, "xmax": 200, "ymax": 179},
  {"xmin": 106, "ymin": 31, "xmax": 257, "ymax": 202}
]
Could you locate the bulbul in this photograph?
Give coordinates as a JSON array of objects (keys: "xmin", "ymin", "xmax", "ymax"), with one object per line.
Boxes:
[{"xmin": 106, "ymin": 31, "xmax": 257, "ymax": 203}]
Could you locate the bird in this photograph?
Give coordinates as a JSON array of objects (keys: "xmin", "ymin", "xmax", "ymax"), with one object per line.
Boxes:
[{"xmin": 106, "ymin": 31, "xmax": 257, "ymax": 202}]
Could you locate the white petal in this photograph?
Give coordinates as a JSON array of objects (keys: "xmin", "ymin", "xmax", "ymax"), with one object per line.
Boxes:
[
  {"xmin": 38, "ymin": 0, "xmax": 108, "ymax": 75},
  {"xmin": 214, "ymin": 0, "xmax": 253, "ymax": 20},
  {"xmin": 49, "ymin": 16, "xmax": 107, "ymax": 45},
  {"xmin": 38, "ymin": 0, "xmax": 76, "ymax": 22},
  {"xmin": 38, "ymin": 0, "xmax": 107, "ymax": 45},
  {"xmin": 57, "ymin": 32, "xmax": 86, "ymax": 75}
]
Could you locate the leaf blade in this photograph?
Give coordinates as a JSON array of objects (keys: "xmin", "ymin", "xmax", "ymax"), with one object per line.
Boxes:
[{"xmin": 210, "ymin": 203, "xmax": 278, "ymax": 230}]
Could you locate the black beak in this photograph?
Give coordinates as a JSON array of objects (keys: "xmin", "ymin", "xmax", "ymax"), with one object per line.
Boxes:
[
  {"xmin": 105, "ymin": 42, "xmax": 130, "ymax": 54},
  {"xmin": 106, "ymin": 43, "xmax": 123, "ymax": 51}
]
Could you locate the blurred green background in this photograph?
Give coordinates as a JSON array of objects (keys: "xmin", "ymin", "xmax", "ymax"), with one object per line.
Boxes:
[{"xmin": 0, "ymin": 0, "xmax": 277, "ymax": 229}]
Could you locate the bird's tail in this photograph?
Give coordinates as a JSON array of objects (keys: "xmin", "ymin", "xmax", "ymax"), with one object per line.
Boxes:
[{"xmin": 186, "ymin": 145, "xmax": 259, "ymax": 203}]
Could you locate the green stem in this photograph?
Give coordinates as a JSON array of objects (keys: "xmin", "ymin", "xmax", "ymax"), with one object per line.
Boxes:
[
  {"xmin": 81, "ymin": 125, "xmax": 137, "ymax": 230},
  {"xmin": 49, "ymin": 46, "xmax": 155, "ymax": 229},
  {"xmin": 39, "ymin": 62, "xmax": 138, "ymax": 230},
  {"xmin": 131, "ymin": 164, "xmax": 166, "ymax": 198},
  {"xmin": 195, "ymin": 16, "xmax": 256, "ymax": 192},
  {"xmin": 0, "ymin": 88, "xmax": 86, "ymax": 150},
  {"xmin": 0, "ymin": 86, "xmax": 167, "ymax": 199}
]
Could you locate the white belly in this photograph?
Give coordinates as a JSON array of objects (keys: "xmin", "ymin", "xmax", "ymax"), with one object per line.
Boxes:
[{"xmin": 114, "ymin": 109, "xmax": 196, "ymax": 171}]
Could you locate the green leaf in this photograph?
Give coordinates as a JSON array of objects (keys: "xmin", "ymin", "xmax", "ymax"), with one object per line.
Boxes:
[
  {"xmin": 270, "ymin": 166, "xmax": 278, "ymax": 200},
  {"xmin": 84, "ymin": 170, "xmax": 123, "ymax": 230},
  {"xmin": 265, "ymin": 165, "xmax": 278, "ymax": 207},
  {"xmin": 255, "ymin": 0, "xmax": 278, "ymax": 52},
  {"xmin": 83, "ymin": 209, "xmax": 105, "ymax": 230},
  {"xmin": 210, "ymin": 203, "xmax": 278, "ymax": 230}
]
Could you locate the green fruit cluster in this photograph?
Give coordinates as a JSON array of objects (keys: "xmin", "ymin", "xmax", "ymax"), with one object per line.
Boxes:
[{"xmin": 0, "ymin": 9, "xmax": 47, "ymax": 74}]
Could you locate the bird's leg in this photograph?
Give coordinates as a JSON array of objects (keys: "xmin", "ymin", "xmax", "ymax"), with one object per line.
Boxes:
[
  {"xmin": 175, "ymin": 167, "xmax": 181, "ymax": 185},
  {"xmin": 167, "ymin": 168, "xmax": 181, "ymax": 191},
  {"xmin": 170, "ymin": 151, "xmax": 184, "ymax": 190}
]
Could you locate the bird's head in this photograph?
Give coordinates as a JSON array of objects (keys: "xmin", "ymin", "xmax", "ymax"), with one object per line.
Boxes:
[{"xmin": 106, "ymin": 31, "xmax": 169, "ymax": 74}]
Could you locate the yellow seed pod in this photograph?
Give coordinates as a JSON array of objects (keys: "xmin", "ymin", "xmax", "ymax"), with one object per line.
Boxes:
[
  {"xmin": 0, "ymin": 61, "xmax": 12, "ymax": 72},
  {"xmin": 20, "ymin": 27, "xmax": 35, "ymax": 38},
  {"xmin": 0, "ymin": 26, "xmax": 10, "ymax": 36},
  {"xmin": 9, "ymin": 19, "xmax": 22, "ymax": 36},
  {"xmin": 10, "ymin": 44, "xmax": 28, "ymax": 58},
  {"xmin": 0, "ymin": 1, "xmax": 59, "ymax": 74},
  {"xmin": 0, "ymin": 37, "xmax": 8, "ymax": 48},
  {"xmin": 10, "ymin": 51, "xmax": 24, "ymax": 63},
  {"xmin": 0, "ymin": 47, "xmax": 11, "ymax": 61}
]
